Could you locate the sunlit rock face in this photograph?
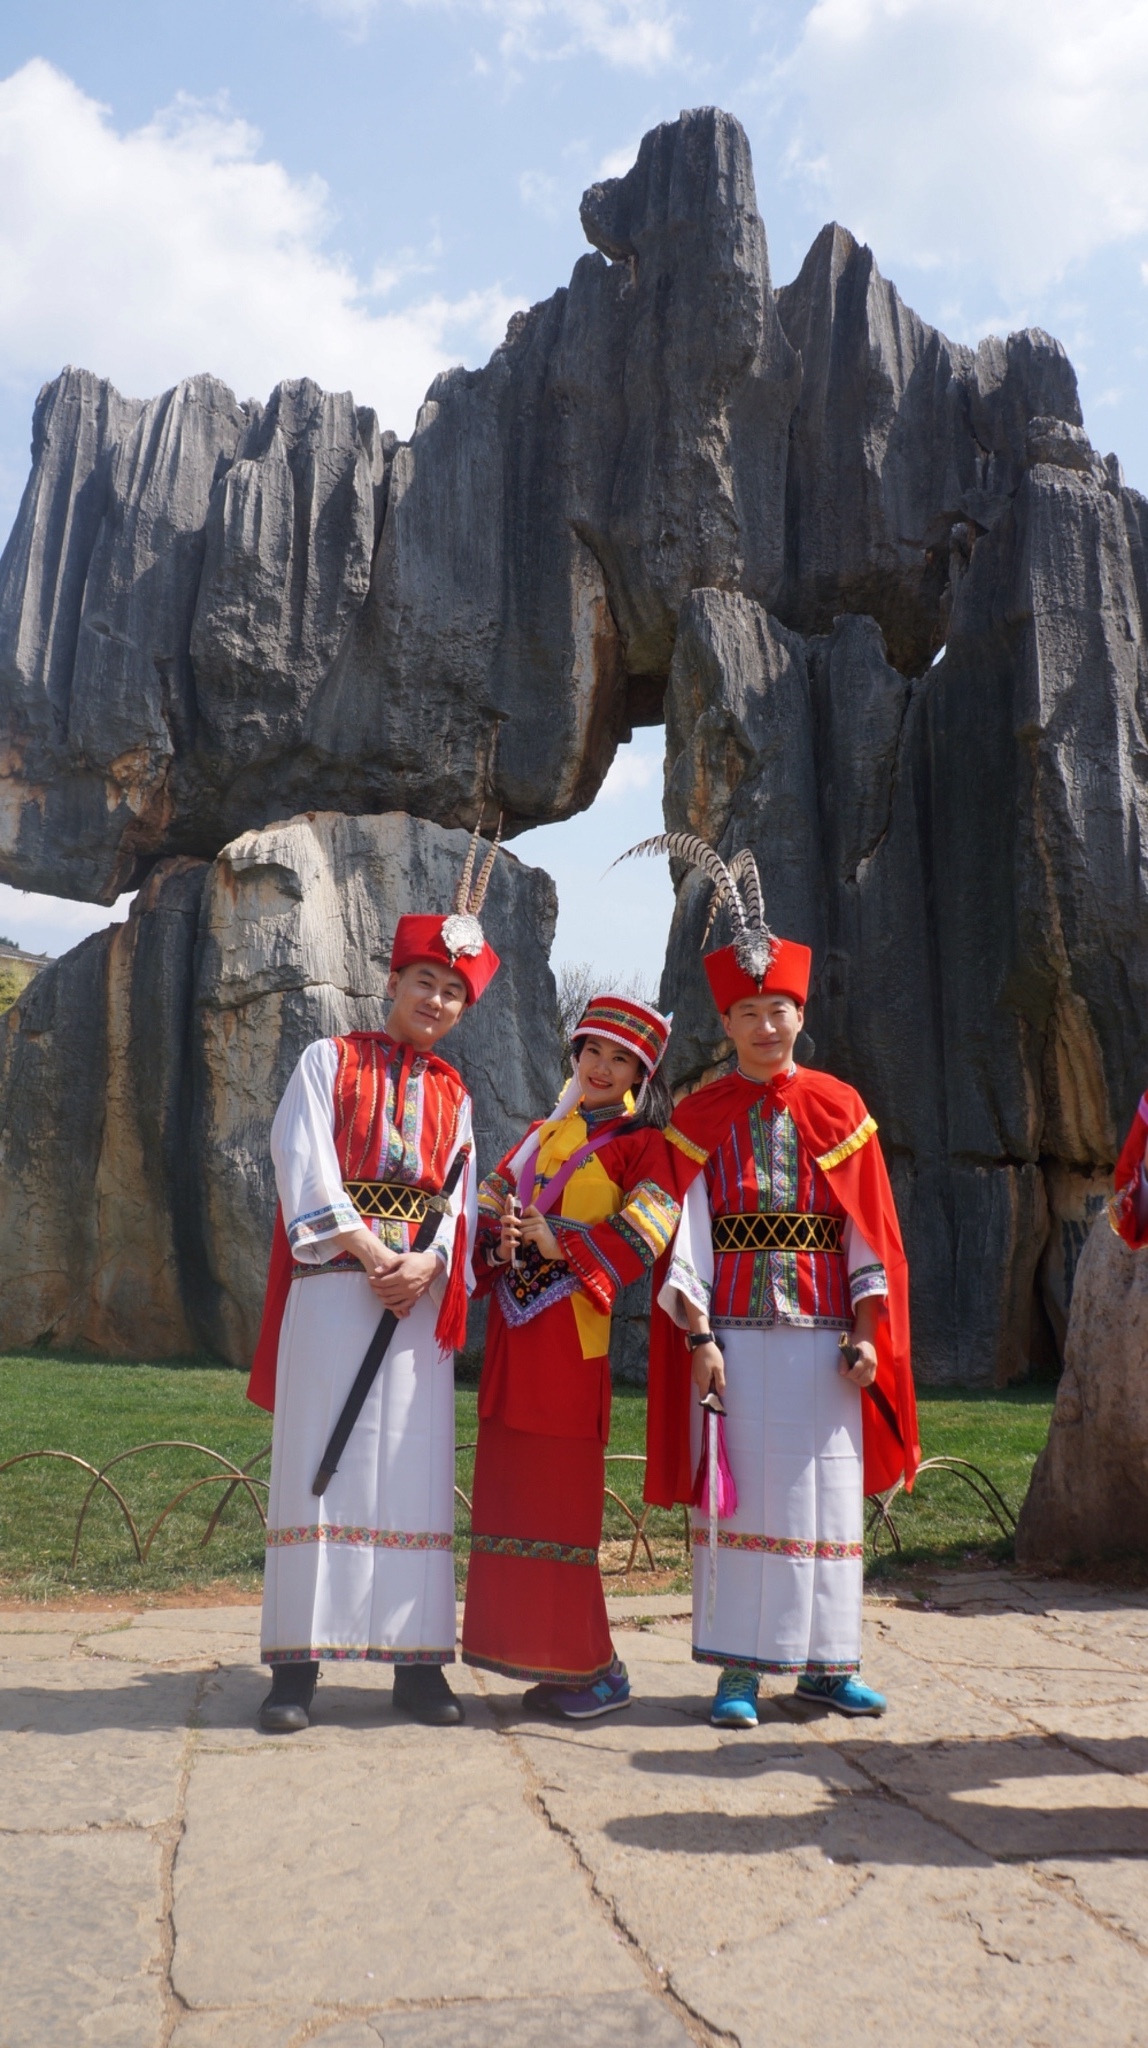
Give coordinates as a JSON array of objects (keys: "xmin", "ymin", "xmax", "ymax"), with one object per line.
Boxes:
[
  {"xmin": 1016, "ymin": 1214, "xmax": 1148, "ymax": 1564},
  {"xmin": 0, "ymin": 103, "xmax": 1144, "ymax": 1392},
  {"xmin": 659, "ymin": 419, "xmax": 1148, "ymax": 1382},
  {"xmin": 0, "ymin": 814, "xmax": 560, "ymax": 1365}
]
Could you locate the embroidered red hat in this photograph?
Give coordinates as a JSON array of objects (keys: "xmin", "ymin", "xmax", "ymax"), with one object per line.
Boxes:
[
  {"xmin": 703, "ymin": 937, "xmax": 811, "ymax": 1013},
  {"xmin": 389, "ymin": 819, "xmax": 502, "ymax": 1005},
  {"xmin": 612, "ymin": 831, "xmax": 812, "ymax": 1017},
  {"xmin": 390, "ymin": 914, "xmax": 500, "ymax": 1005},
  {"xmin": 573, "ymin": 993, "xmax": 671, "ymax": 1073}
]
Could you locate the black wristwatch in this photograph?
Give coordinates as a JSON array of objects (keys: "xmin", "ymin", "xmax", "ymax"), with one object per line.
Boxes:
[{"xmin": 687, "ymin": 1329, "xmax": 723, "ymax": 1352}]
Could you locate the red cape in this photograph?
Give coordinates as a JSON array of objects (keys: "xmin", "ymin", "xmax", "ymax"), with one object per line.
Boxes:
[
  {"xmin": 1109, "ymin": 1091, "xmax": 1148, "ymax": 1250},
  {"xmin": 246, "ymin": 1041, "xmax": 471, "ymax": 1414},
  {"xmin": 645, "ymin": 1066, "xmax": 919, "ymax": 1507}
]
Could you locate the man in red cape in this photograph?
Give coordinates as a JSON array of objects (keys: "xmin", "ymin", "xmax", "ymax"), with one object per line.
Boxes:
[
  {"xmin": 1108, "ymin": 1089, "xmax": 1148, "ymax": 1248},
  {"xmin": 626, "ymin": 834, "xmax": 918, "ymax": 1729},
  {"xmin": 249, "ymin": 833, "xmax": 500, "ymax": 1735}
]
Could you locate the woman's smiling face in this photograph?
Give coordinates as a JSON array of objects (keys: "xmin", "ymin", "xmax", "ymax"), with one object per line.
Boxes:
[{"xmin": 574, "ymin": 1035, "xmax": 644, "ymax": 1109}]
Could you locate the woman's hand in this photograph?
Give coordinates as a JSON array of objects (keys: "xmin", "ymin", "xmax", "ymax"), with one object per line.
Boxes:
[
  {"xmin": 519, "ymin": 1203, "xmax": 561, "ymax": 1262},
  {"xmin": 691, "ymin": 1338, "xmax": 726, "ymax": 1399},
  {"xmin": 497, "ymin": 1197, "xmax": 523, "ymax": 1265}
]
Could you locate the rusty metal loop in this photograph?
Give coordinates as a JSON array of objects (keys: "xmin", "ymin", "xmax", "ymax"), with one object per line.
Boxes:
[
  {"xmin": 70, "ymin": 1441, "xmax": 271, "ymax": 1567},
  {"xmin": 199, "ymin": 1446, "xmax": 273, "ymax": 1550},
  {"xmin": 0, "ymin": 1449, "xmax": 144, "ymax": 1564},
  {"xmin": 141, "ymin": 1473, "xmax": 269, "ymax": 1561}
]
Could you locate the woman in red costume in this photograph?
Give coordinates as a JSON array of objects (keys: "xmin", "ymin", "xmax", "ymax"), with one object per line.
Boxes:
[{"xmin": 461, "ymin": 995, "xmax": 681, "ymax": 1718}]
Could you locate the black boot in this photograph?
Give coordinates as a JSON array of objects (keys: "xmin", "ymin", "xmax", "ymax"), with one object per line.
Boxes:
[
  {"xmin": 392, "ymin": 1663, "xmax": 465, "ymax": 1726},
  {"xmin": 258, "ymin": 1660, "xmax": 319, "ymax": 1733}
]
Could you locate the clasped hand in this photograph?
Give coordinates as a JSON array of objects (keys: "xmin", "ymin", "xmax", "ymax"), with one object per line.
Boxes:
[
  {"xmin": 499, "ymin": 1198, "xmax": 561, "ymax": 1265},
  {"xmin": 332, "ymin": 1225, "xmax": 439, "ymax": 1316}
]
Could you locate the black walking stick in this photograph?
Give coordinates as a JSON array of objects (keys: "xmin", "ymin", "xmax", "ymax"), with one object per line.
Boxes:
[{"xmin": 311, "ymin": 1146, "xmax": 471, "ymax": 1496}]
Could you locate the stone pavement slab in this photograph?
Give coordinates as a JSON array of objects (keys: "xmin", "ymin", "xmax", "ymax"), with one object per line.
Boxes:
[{"xmin": 3, "ymin": 1576, "xmax": 1148, "ymax": 2046}]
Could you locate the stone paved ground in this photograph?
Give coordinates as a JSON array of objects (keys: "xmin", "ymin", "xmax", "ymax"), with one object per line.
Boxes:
[{"xmin": 4, "ymin": 1573, "xmax": 1148, "ymax": 2047}]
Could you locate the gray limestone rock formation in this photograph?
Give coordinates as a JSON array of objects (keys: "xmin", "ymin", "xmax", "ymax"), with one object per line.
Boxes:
[
  {"xmin": 0, "ymin": 813, "xmax": 560, "ymax": 1364},
  {"xmin": 0, "ymin": 101, "xmax": 1145, "ymax": 1401},
  {"xmin": 659, "ymin": 415, "xmax": 1148, "ymax": 1383},
  {"xmin": 1015, "ymin": 1212, "xmax": 1148, "ymax": 1564}
]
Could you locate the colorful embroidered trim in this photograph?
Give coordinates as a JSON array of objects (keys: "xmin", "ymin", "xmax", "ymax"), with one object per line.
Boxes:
[
  {"xmin": 461, "ymin": 1650, "xmax": 615, "ymax": 1684},
  {"xmin": 666, "ymin": 1122, "xmax": 709, "ymax": 1164},
  {"xmin": 815, "ymin": 1116, "xmax": 878, "ymax": 1173},
  {"xmin": 497, "ymin": 1258, "xmax": 581, "ymax": 1328},
  {"xmin": 690, "ymin": 1530, "xmax": 863, "ymax": 1560},
  {"xmin": 265, "ymin": 1647, "xmax": 455, "ymax": 1665},
  {"xmin": 616, "ymin": 1179, "xmax": 681, "ymax": 1260},
  {"xmin": 710, "ymin": 1312, "xmax": 853, "ymax": 1332},
  {"xmin": 692, "ymin": 1647, "xmax": 860, "ymax": 1675},
  {"xmin": 848, "ymin": 1261, "xmax": 888, "ymax": 1304},
  {"xmin": 471, "ymin": 1533, "xmax": 598, "ymax": 1566},
  {"xmin": 266, "ymin": 1525, "xmax": 453, "ymax": 1550}
]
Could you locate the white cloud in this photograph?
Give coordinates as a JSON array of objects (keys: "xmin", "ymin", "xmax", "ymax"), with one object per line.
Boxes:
[
  {"xmin": 782, "ymin": 0, "xmax": 1148, "ymax": 299},
  {"xmin": 0, "ymin": 60, "xmax": 518, "ymax": 435},
  {"xmin": 313, "ymin": 0, "xmax": 680, "ymax": 70},
  {"xmin": 0, "ymin": 883, "xmax": 135, "ymax": 960},
  {"xmin": 519, "ymin": 168, "xmax": 563, "ymax": 220},
  {"xmin": 598, "ymin": 735, "xmax": 662, "ymax": 800}
]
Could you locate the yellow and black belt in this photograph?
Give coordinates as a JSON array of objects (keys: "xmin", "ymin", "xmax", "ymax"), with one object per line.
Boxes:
[
  {"xmin": 711, "ymin": 1212, "xmax": 844, "ymax": 1254},
  {"xmin": 343, "ymin": 1179, "xmax": 453, "ymax": 1225}
]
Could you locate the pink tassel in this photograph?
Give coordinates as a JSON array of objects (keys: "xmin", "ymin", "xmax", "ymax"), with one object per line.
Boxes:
[
  {"xmin": 714, "ymin": 1414, "xmax": 738, "ymax": 1518},
  {"xmin": 690, "ymin": 1412, "xmax": 738, "ymax": 1518}
]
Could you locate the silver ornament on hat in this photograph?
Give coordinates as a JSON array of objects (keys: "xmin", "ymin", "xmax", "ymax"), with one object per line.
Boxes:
[
  {"xmin": 441, "ymin": 815, "xmax": 502, "ymax": 962},
  {"xmin": 611, "ymin": 833, "xmax": 777, "ymax": 983}
]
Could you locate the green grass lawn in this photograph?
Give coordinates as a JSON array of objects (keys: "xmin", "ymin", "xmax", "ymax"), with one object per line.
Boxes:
[{"xmin": 0, "ymin": 1351, "xmax": 1054, "ymax": 1600}]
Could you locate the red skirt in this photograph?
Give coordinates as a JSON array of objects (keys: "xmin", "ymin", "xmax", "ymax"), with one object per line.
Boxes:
[{"xmin": 461, "ymin": 1416, "xmax": 613, "ymax": 1684}]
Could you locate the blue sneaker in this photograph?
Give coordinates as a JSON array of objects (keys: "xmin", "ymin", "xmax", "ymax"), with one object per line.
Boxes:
[
  {"xmin": 548, "ymin": 1659, "xmax": 631, "ymax": 1720},
  {"xmin": 710, "ymin": 1666, "xmax": 760, "ymax": 1728},
  {"xmin": 795, "ymin": 1673, "xmax": 886, "ymax": 1717}
]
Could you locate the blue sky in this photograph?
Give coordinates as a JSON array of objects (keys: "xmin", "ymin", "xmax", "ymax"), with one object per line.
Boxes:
[{"xmin": 1, "ymin": 0, "xmax": 1146, "ymax": 976}]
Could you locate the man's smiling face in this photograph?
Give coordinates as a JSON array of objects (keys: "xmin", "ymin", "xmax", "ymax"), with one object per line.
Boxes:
[{"xmin": 385, "ymin": 959, "xmax": 469, "ymax": 1048}]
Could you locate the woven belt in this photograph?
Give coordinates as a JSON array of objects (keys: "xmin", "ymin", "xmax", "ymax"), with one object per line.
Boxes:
[
  {"xmin": 343, "ymin": 1180, "xmax": 451, "ymax": 1224},
  {"xmin": 711, "ymin": 1211, "xmax": 844, "ymax": 1254}
]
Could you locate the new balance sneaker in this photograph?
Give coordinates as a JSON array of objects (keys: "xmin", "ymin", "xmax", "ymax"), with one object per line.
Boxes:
[
  {"xmin": 522, "ymin": 1681, "xmax": 562, "ymax": 1713},
  {"xmin": 710, "ymin": 1666, "xmax": 760, "ymax": 1728},
  {"xmin": 795, "ymin": 1673, "xmax": 887, "ymax": 1717},
  {"xmin": 547, "ymin": 1659, "xmax": 632, "ymax": 1720}
]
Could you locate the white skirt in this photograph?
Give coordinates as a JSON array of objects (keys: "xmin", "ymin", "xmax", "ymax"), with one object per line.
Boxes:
[
  {"xmin": 691, "ymin": 1325, "xmax": 864, "ymax": 1677},
  {"xmin": 260, "ymin": 1270, "xmax": 457, "ymax": 1665}
]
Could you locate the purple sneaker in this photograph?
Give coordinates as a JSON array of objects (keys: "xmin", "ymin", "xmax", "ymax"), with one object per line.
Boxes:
[
  {"xmin": 547, "ymin": 1659, "xmax": 632, "ymax": 1720},
  {"xmin": 522, "ymin": 1681, "xmax": 562, "ymax": 1712}
]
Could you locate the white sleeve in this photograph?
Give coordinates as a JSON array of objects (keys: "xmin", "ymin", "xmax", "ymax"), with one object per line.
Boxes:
[
  {"xmin": 844, "ymin": 1217, "xmax": 888, "ymax": 1307},
  {"xmin": 270, "ymin": 1040, "xmax": 358, "ymax": 1263},
  {"xmin": 657, "ymin": 1175, "xmax": 714, "ymax": 1326},
  {"xmin": 426, "ymin": 1095, "xmax": 478, "ymax": 1308}
]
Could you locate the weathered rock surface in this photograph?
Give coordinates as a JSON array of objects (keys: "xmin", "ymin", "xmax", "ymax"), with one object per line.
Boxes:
[
  {"xmin": 660, "ymin": 381, "xmax": 1148, "ymax": 1381},
  {"xmin": 0, "ymin": 103, "xmax": 1144, "ymax": 1399},
  {"xmin": 1015, "ymin": 1213, "xmax": 1148, "ymax": 1563},
  {"xmin": 775, "ymin": 225, "xmax": 1081, "ymax": 675},
  {"xmin": 0, "ymin": 813, "xmax": 560, "ymax": 1363},
  {"xmin": 0, "ymin": 108, "xmax": 1081, "ymax": 907}
]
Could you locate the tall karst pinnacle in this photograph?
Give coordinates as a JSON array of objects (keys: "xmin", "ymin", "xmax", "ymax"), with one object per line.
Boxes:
[{"xmin": 2, "ymin": 105, "xmax": 1146, "ymax": 1389}]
